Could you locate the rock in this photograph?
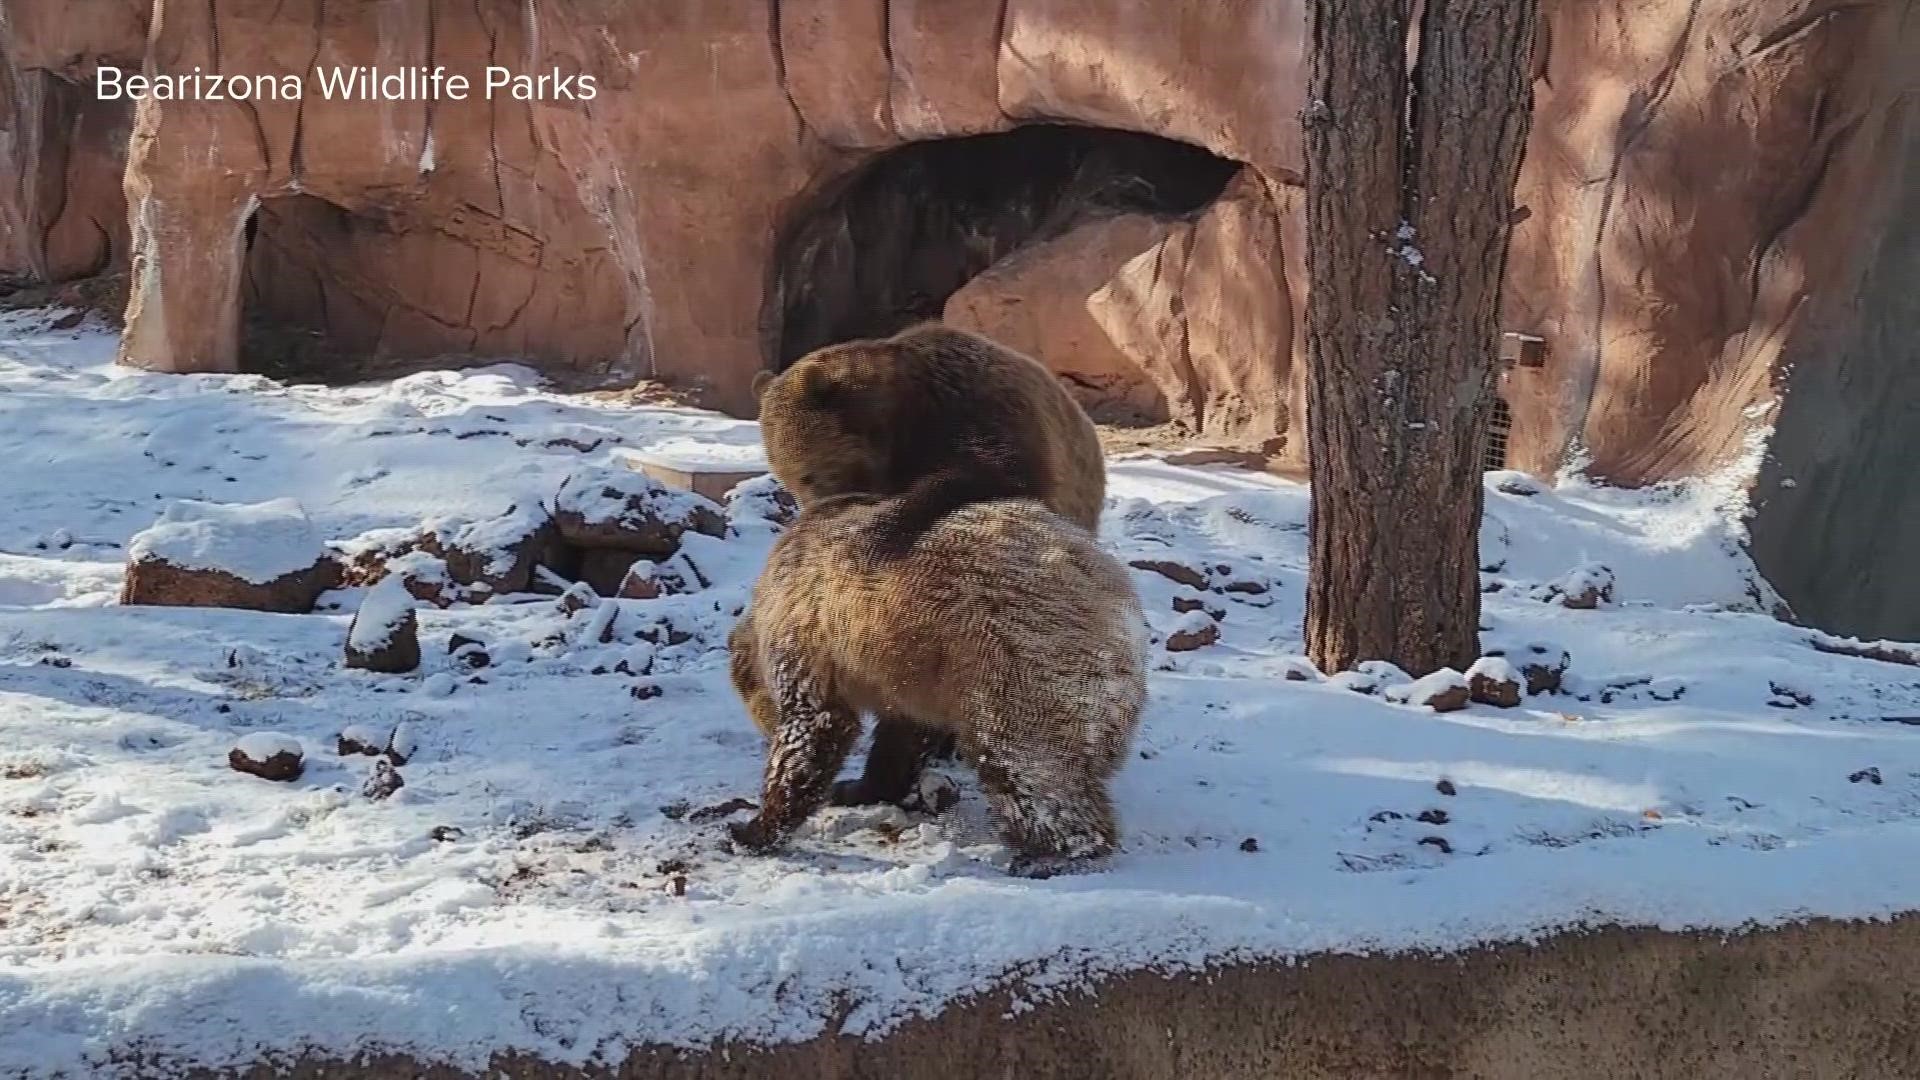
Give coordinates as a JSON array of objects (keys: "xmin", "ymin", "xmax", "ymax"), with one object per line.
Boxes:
[
  {"xmin": 382, "ymin": 551, "xmax": 457, "ymax": 608},
  {"xmin": 1491, "ymin": 471, "xmax": 1545, "ymax": 497},
  {"xmin": 552, "ymin": 466, "xmax": 727, "ymax": 556},
  {"xmin": 334, "ymin": 503, "xmax": 560, "ymax": 601},
  {"xmin": 429, "ymin": 825, "xmax": 465, "ymax": 843},
  {"xmin": 1331, "ymin": 660, "xmax": 1413, "ymax": 697},
  {"xmin": 435, "ymin": 503, "xmax": 561, "ymax": 597},
  {"xmin": 1239, "ymin": 837, "xmax": 1260, "ymax": 853},
  {"xmin": 1436, "ymin": 779, "xmax": 1457, "ymax": 797},
  {"xmin": 449, "ymin": 634, "xmax": 492, "ymax": 670},
  {"xmin": 228, "ymin": 733, "xmax": 304, "ymax": 782},
  {"xmin": 386, "ymin": 723, "xmax": 419, "ymax": 766},
  {"xmin": 1170, "ymin": 595, "xmax": 1225, "ymax": 621},
  {"xmin": 1129, "ymin": 559, "xmax": 1209, "ymax": 590},
  {"xmin": 122, "ymin": 498, "xmax": 337, "ymax": 613},
  {"xmin": 345, "ymin": 577, "xmax": 422, "ymax": 674},
  {"xmin": 1514, "ymin": 644, "xmax": 1571, "ymax": 695},
  {"xmin": 1277, "ymin": 656, "xmax": 1323, "ymax": 682},
  {"xmin": 618, "ymin": 561, "xmax": 664, "ymax": 600},
  {"xmin": 724, "ymin": 474, "xmax": 798, "ymax": 527},
  {"xmin": 1548, "ymin": 564, "xmax": 1615, "ymax": 609},
  {"xmin": 1164, "ymin": 612, "xmax": 1219, "ymax": 652},
  {"xmin": 1387, "ymin": 668, "xmax": 1471, "ymax": 712},
  {"xmin": 555, "ymin": 581, "xmax": 600, "ymax": 616},
  {"xmin": 337, "ymin": 724, "xmax": 388, "ymax": 757},
  {"xmin": 1467, "ymin": 656, "xmax": 1525, "ymax": 708},
  {"xmin": 362, "ymin": 759, "xmax": 405, "ymax": 800}
]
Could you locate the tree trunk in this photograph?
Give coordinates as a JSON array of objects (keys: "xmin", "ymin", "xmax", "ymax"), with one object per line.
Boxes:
[{"xmin": 1302, "ymin": 0, "xmax": 1539, "ymax": 677}]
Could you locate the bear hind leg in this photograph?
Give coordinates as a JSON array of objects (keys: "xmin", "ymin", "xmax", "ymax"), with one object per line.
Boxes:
[
  {"xmin": 831, "ymin": 712, "xmax": 947, "ymax": 807},
  {"xmin": 728, "ymin": 647, "xmax": 860, "ymax": 853},
  {"xmin": 973, "ymin": 743, "xmax": 1118, "ymax": 876}
]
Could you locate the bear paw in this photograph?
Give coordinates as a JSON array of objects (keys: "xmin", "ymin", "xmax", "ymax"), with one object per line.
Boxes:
[{"xmin": 725, "ymin": 816, "xmax": 782, "ymax": 854}]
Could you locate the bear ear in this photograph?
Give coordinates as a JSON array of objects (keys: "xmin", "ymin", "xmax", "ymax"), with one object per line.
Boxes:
[
  {"xmin": 751, "ymin": 370, "xmax": 776, "ymax": 399},
  {"xmin": 798, "ymin": 365, "xmax": 845, "ymax": 411}
]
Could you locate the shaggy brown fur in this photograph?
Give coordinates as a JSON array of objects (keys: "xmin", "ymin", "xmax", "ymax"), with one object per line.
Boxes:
[
  {"xmin": 727, "ymin": 493, "xmax": 1147, "ymax": 875},
  {"xmin": 737, "ymin": 323, "xmax": 1109, "ymax": 807}
]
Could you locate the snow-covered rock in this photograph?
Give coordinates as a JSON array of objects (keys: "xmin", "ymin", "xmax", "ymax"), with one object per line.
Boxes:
[
  {"xmin": 1467, "ymin": 656, "xmax": 1525, "ymax": 707},
  {"xmin": 228, "ymin": 732, "xmax": 304, "ymax": 781},
  {"xmin": 551, "ymin": 466, "xmax": 727, "ymax": 555},
  {"xmin": 345, "ymin": 576, "xmax": 421, "ymax": 673},
  {"xmin": 123, "ymin": 498, "xmax": 336, "ymax": 612}
]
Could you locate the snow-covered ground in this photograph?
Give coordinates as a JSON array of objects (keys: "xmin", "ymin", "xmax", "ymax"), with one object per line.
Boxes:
[{"xmin": 2, "ymin": 311, "xmax": 1919, "ymax": 1077}]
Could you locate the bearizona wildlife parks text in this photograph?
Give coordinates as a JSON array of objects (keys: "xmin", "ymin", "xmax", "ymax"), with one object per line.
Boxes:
[{"xmin": 94, "ymin": 65, "xmax": 598, "ymax": 102}]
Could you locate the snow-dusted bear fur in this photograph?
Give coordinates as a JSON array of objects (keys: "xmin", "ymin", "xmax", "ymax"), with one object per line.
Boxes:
[
  {"xmin": 734, "ymin": 323, "xmax": 1109, "ymax": 808},
  {"xmin": 726, "ymin": 490, "xmax": 1147, "ymax": 876}
]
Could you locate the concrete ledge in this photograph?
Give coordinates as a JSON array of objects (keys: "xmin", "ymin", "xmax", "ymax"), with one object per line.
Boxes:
[{"xmin": 190, "ymin": 915, "xmax": 1920, "ymax": 1079}]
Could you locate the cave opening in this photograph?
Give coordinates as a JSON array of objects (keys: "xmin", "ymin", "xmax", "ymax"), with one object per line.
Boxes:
[
  {"xmin": 764, "ymin": 124, "xmax": 1241, "ymax": 423},
  {"xmin": 239, "ymin": 194, "xmax": 384, "ymax": 381}
]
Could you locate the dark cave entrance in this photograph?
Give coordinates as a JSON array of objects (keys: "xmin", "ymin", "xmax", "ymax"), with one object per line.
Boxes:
[
  {"xmin": 239, "ymin": 194, "xmax": 380, "ymax": 381},
  {"xmin": 763, "ymin": 124, "xmax": 1241, "ymax": 416}
]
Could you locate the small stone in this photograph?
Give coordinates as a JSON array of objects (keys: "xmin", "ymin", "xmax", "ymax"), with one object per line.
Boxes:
[
  {"xmin": 1436, "ymin": 779, "xmax": 1457, "ymax": 797},
  {"xmin": 429, "ymin": 825, "xmax": 465, "ymax": 842},
  {"xmin": 1849, "ymin": 767, "xmax": 1882, "ymax": 786},
  {"xmin": 228, "ymin": 733, "xmax": 304, "ymax": 782},
  {"xmin": 1128, "ymin": 559, "xmax": 1209, "ymax": 590},
  {"xmin": 1239, "ymin": 837, "xmax": 1259, "ymax": 853},
  {"xmin": 1416, "ymin": 808, "xmax": 1450, "ymax": 825},
  {"xmin": 1554, "ymin": 564, "xmax": 1615, "ymax": 609},
  {"xmin": 670, "ymin": 875, "xmax": 688, "ymax": 897},
  {"xmin": 630, "ymin": 681, "xmax": 663, "ymax": 701},
  {"xmin": 687, "ymin": 797, "xmax": 756, "ymax": 824},
  {"xmin": 1516, "ymin": 644, "xmax": 1571, "ymax": 695},
  {"xmin": 337, "ymin": 724, "xmax": 388, "ymax": 757},
  {"xmin": 386, "ymin": 723, "xmax": 418, "ymax": 766},
  {"xmin": 1221, "ymin": 579, "xmax": 1269, "ymax": 596},
  {"xmin": 617, "ymin": 560, "xmax": 664, "ymax": 600},
  {"xmin": 362, "ymin": 759, "xmax": 405, "ymax": 800},
  {"xmin": 1164, "ymin": 613, "xmax": 1220, "ymax": 652},
  {"xmin": 1418, "ymin": 835, "xmax": 1453, "ymax": 854},
  {"xmin": 555, "ymin": 581, "xmax": 600, "ymax": 615},
  {"xmin": 1467, "ymin": 656, "xmax": 1524, "ymax": 708}
]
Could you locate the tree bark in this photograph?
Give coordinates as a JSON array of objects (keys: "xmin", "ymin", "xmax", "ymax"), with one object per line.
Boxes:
[{"xmin": 1302, "ymin": 0, "xmax": 1540, "ymax": 677}]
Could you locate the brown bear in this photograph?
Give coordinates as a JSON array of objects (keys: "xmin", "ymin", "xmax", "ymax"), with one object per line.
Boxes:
[
  {"xmin": 735, "ymin": 323, "xmax": 1108, "ymax": 807},
  {"xmin": 726, "ymin": 488, "xmax": 1147, "ymax": 875}
]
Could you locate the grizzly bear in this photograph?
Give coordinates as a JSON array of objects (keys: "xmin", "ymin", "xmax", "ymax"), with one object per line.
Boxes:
[
  {"xmin": 726, "ymin": 488, "xmax": 1147, "ymax": 875},
  {"xmin": 736, "ymin": 323, "xmax": 1108, "ymax": 807}
]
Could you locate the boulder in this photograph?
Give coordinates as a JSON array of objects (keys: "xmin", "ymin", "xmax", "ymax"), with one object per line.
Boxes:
[
  {"xmin": 345, "ymin": 578, "xmax": 422, "ymax": 674},
  {"xmin": 122, "ymin": 499, "xmax": 337, "ymax": 613},
  {"xmin": 552, "ymin": 467, "xmax": 727, "ymax": 556},
  {"xmin": 228, "ymin": 733, "xmax": 304, "ymax": 782}
]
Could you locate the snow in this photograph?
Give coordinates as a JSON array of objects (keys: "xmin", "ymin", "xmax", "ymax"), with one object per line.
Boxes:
[
  {"xmin": 126, "ymin": 498, "xmax": 325, "ymax": 584},
  {"xmin": 1467, "ymin": 655, "xmax": 1522, "ymax": 685},
  {"xmin": 233, "ymin": 733, "xmax": 302, "ymax": 762},
  {"xmin": 1386, "ymin": 668, "xmax": 1469, "ymax": 707},
  {"xmin": 3, "ymin": 314, "xmax": 1920, "ymax": 1076}
]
